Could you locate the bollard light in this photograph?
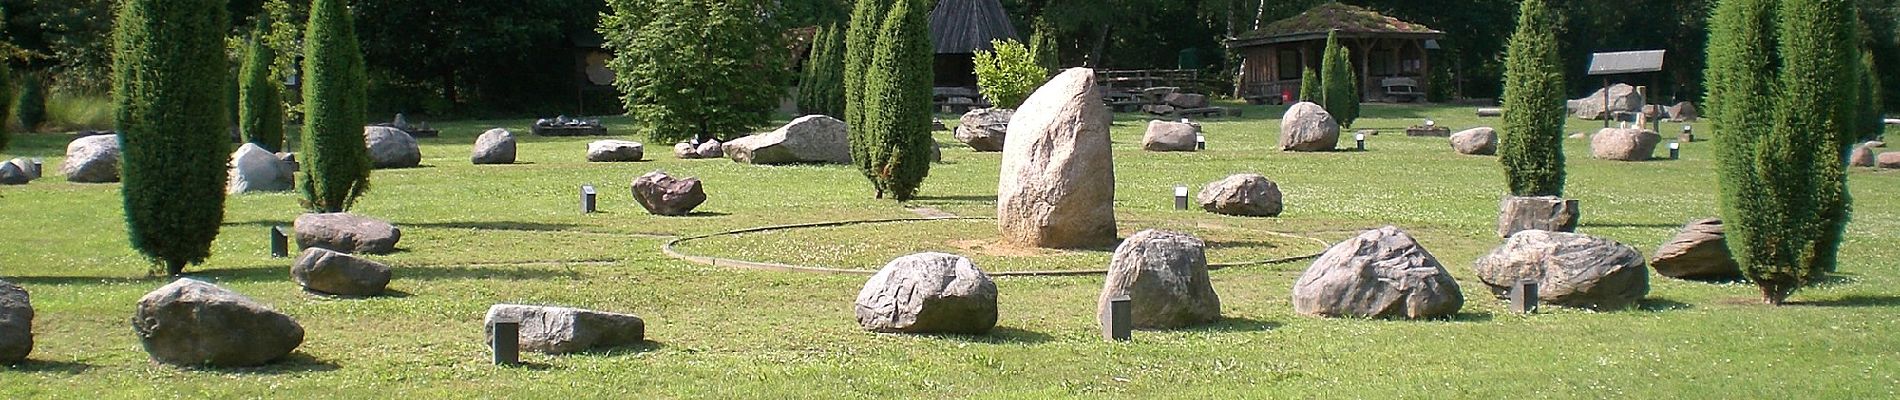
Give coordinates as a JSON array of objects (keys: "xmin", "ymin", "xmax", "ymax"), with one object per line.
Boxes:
[
  {"xmin": 581, "ymin": 184, "xmax": 597, "ymax": 214},
  {"xmin": 270, "ymin": 226, "xmax": 289, "ymax": 258},
  {"xmin": 29, "ymin": 158, "xmax": 42, "ymax": 179},
  {"xmin": 1669, "ymin": 142, "xmax": 1680, "ymax": 160},
  {"xmin": 1102, "ymin": 295, "xmax": 1132, "ymax": 341},
  {"xmin": 1509, "ymin": 279, "xmax": 1539, "ymax": 314},
  {"xmin": 1355, "ymin": 133, "xmax": 1367, "ymax": 151},
  {"xmin": 1424, "ymin": 119, "xmax": 1435, "ymax": 129},
  {"xmin": 491, "ymin": 320, "xmax": 521, "ymax": 365},
  {"xmin": 1173, "ymin": 185, "xmax": 1189, "ymax": 210},
  {"xmin": 1196, "ymin": 134, "xmax": 1206, "ymax": 150}
]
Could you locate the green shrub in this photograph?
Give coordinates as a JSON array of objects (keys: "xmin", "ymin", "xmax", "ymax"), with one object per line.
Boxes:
[
  {"xmin": 240, "ymin": 20, "xmax": 286, "ymax": 153},
  {"xmin": 972, "ymin": 39, "xmax": 1047, "ymax": 109},
  {"xmin": 799, "ymin": 22, "xmax": 845, "ymax": 118},
  {"xmin": 857, "ymin": 0, "xmax": 934, "ymax": 201},
  {"xmin": 1857, "ymin": 51, "xmax": 1884, "ymax": 142},
  {"xmin": 0, "ymin": 68, "xmax": 10, "ymax": 152},
  {"xmin": 844, "ymin": 0, "xmax": 890, "ymax": 138},
  {"xmin": 299, "ymin": 0, "xmax": 373, "ymax": 212},
  {"xmin": 17, "ymin": 73, "xmax": 46, "ymax": 132},
  {"xmin": 1773, "ymin": 0, "xmax": 1857, "ymax": 301},
  {"xmin": 111, "ymin": 0, "xmax": 231, "ymax": 275},
  {"xmin": 1319, "ymin": 31, "xmax": 1359, "ymax": 128},
  {"xmin": 606, "ymin": 0, "xmax": 786, "ymax": 143},
  {"xmin": 1298, "ymin": 67, "xmax": 1319, "ymax": 102},
  {"xmin": 1497, "ymin": 0, "xmax": 1567, "ymax": 197}
]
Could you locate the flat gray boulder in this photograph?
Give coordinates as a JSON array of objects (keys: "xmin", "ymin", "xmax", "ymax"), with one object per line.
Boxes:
[
  {"xmin": 1279, "ymin": 102, "xmax": 1339, "ymax": 151},
  {"xmin": 631, "ymin": 170, "xmax": 706, "ymax": 216},
  {"xmin": 1591, "ymin": 128, "xmax": 1661, "ymax": 161},
  {"xmin": 471, "ymin": 128, "xmax": 517, "ymax": 164},
  {"xmin": 132, "ymin": 278, "xmax": 304, "ymax": 367},
  {"xmin": 295, "ymin": 213, "xmax": 402, "ymax": 254},
  {"xmin": 1451, "ymin": 127, "xmax": 1498, "ymax": 155},
  {"xmin": 1142, "ymin": 120, "xmax": 1198, "ymax": 152},
  {"xmin": 365, "ymin": 126, "xmax": 421, "ymax": 168},
  {"xmin": 1498, "ymin": 196, "xmax": 1579, "ymax": 238},
  {"xmin": 854, "ymin": 252, "xmax": 998, "ymax": 334},
  {"xmin": 586, "ymin": 140, "xmax": 644, "ymax": 162},
  {"xmin": 1651, "ymin": 218, "xmax": 1741, "ymax": 280},
  {"xmin": 484, "ymin": 304, "xmax": 646, "ymax": 354},
  {"xmin": 955, "ymin": 108, "xmax": 1012, "ymax": 152},
  {"xmin": 1573, "ymin": 83, "xmax": 1644, "ymax": 120},
  {"xmin": 998, "ymin": 68, "xmax": 1117, "ymax": 249},
  {"xmin": 1292, "ymin": 226, "xmax": 1463, "ymax": 319},
  {"xmin": 1197, "ymin": 173, "xmax": 1283, "ymax": 217},
  {"xmin": 292, "ymin": 248, "xmax": 393, "ymax": 296},
  {"xmin": 725, "ymin": 115, "xmax": 851, "ymax": 164},
  {"xmin": 0, "ymin": 161, "xmax": 28, "ymax": 185},
  {"xmin": 1473, "ymin": 230, "xmax": 1649, "ymax": 310},
  {"xmin": 1099, "ymin": 230, "xmax": 1220, "ymax": 329},
  {"xmin": 0, "ymin": 279, "xmax": 31, "ymax": 364},
  {"xmin": 61, "ymin": 134, "xmax": 121, "ymax": 183},
  {"xmin": 228, "ymin": 143, "xmax": 294, "ymax": 194}
]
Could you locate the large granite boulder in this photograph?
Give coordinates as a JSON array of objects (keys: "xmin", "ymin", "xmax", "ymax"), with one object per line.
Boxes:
[
  {"xmin": 997, "ymin": 68, "xmax": 1117, "ymax": 249},
  {"xmin": 1450, "ymin": 127, "xmax": 1498, "ymax": 155},
  {"xmin": 1098, "ymin": 230, "xmax": 1220, "ymax": 328},
  {"xmin": 854, "ymin": 252, "xmax": 999, "ymax": 334},
  {"xmin": 132, "ymin": 279, "xmax": 304, "ymax": 367},
  {"xmin": 955, "ymin": 108, "xmax": 1012, "ymax": 152},
  {"xmin": 586, "ymin": 140, "xmax": 644, "ymax": 162},
  {"xmin": 1142, "ymin": 120, "xmax": 1198, "ymax": 152},
  {"xmin": 695, "ymin": 139, "xmax": 724, "ymax": 158},
  {"xmin": 1651, "ymin": 218, "xmax": 1742, "ymax": 280},
  {"xmin": 1573, "ymin": 83, "xmax": 1645, "ymax": 120},
  {"xmin": 484, "ymin": 304, "xmax": 646, "ymax": 354},
  {"xmin": 1667, "ymin": 101, "xmax": 1699, "ymax": 122},
  {"xmin": 0, "ymin": 280, "xmax": 30, "ymax": 364},
  {"xmin": 364, "ymin": 126, "xmax": 421, "ymax": 168},
  {"xmin": 725, "ymin": 115, "xmax": 851, "ymax": 164},
  {"xmin": 294, "ymin": 213, "xmax": 402, "ymax": 254},
  {"xmin": 630, "ymin": 171, "xmax": 706, "ymax": 216},
  {"xmin": 7, "ymin": 158, "xmax": 41, "ymax": 180},
  {"xmin": 0, "ymin": 161, "xmax": 29, "ymax": 185},
  {"xmin": 228, "ymin": 143, "xmax": 294, "ymax": 194},
  {"xmin": 1197, "ymin": 174, "xmax": 1283, "ymax": 217},
  {"xmin": 61, "ymin": 134, "xmax": 121, "ymax": 183},
  {"xmin": 471, "ymin": 128, "xmax": 517, "ymax": 164},
  {"xmin": 1591, "ymin": 128, "xmax": 1662, "ymax": 161},
  {"xmin": 1473, "ymin": 230, "xmax": 1649, "ymax": 310},
  {"xmin": 1879, "ymin": 152, "xmax": 1900, "ymax": 169},
  {"xmin": 1291, "ymin": 226, "xmax": 1463, "ymax": 319},
  {"xmin": 1498, "ymin": 196, "xmax": 1580, "ymax": 238},
  {"xmin": 1279, "ymin": 102, "xmax": 1340, "ymax": 151},
  {"xmin": 1850, "ymin": 143, "xmax": 1877, "ymax": 167},
  {"xmin": 673, "ymin": 142, "xmax": 700, "ymax": 159},
  {"xmin": 1163, "ymin": 92, "xmax": 1209, "ymax": 109},
  {"xmin": 292, "ymin": 248, "xmax": 393, "ymax": 296}
]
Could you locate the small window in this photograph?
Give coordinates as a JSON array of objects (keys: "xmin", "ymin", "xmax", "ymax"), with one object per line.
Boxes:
[{"xmin": 1277, "ymin": 49, "xmax": 1302, "ymax": 80}]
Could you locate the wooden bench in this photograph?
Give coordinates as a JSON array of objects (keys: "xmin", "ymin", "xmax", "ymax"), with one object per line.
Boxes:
[{"xmin": 1381, "ymin": 77, "xmax": 1424, "ymax": 103}]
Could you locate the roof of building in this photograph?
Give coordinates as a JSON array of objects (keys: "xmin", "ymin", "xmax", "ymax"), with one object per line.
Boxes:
[
  {"xmin": 1227, "ymin": 2, "xmax": 1442, "ymax": 48},
  {"xmin": 929, "ymin": 0, "xmax": 1021, "ymax": 54},
  {"xmin": 1586, "ymin": 50, "xmax": 1667, "ymax": 75}
]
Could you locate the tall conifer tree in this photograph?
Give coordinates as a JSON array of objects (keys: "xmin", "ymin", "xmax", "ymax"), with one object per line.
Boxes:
[
  {"xmin": 1498, "ymin": 0, "xmax": 1568, "ymax": 197},
  {"xmin": 113, "ymin": 0, "xmax": 231, "ymax": 275}
]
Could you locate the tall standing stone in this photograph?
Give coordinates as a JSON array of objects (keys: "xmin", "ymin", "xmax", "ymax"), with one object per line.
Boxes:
[
  {"xmin": 1098, "ymin": 230, "xmax": 1220, "ymax": 329},
  {"xmin": 997, "ymin": 68, "xmax": 1116, "ymax": 249}
]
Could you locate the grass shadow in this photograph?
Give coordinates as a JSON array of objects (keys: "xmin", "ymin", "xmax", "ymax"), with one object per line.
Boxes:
[
  {"xmin": 1186, "ymin": 316, "xmax": 1279, "ymax": 333},
  {"xmin": 910, "ymin": 194, "xmax": 997, "ymax": 202},
  {"xmin": 403, "ymin": 221, "xmax": 580, "ymax": 232},
  {"xmin": 1637, "ymin": 297, "xmax": 1694, "ymax": 311},
  {"xmin": 5, "ymin": 359, "xmax": 94, "ymax": 374},
  {"xmin": 188, "ymin": 352, "xmax": 341, "ymax": 375},
  {"xmin": 573, "ymin": 340, "xmax": 667, "ymax": 356},
  {"xmin": 303, "ymin": 288, "xmax": 413, "ymax": 300},
  {"xmin": 222, "ymin": 220, "xmax": 295, "ymax": 229},
  {"xmin": 0, "ymin": 275, "xmax": 158, "ymax": 286},
  {"xmin": 396, "ymin": 264, "xmax": 584, "ymax": 281},
  {"xmin": 1579, "ymin": 222, "xmax": 1685, "ymax": 229},
  {"xmin": 918, "ymin": 326, "xmax": 1053, "ymax": 344},
  {"xmin": 679, "ymin": 211, "xmax": 730, "ymax": 217},
  {"xmin": 1790, "ymin": 295, "xmax": 1900, "ymax": 308},
  {"xmin": 1446, "ymin": 312, "xmax": 1497, "ymax": 322}
]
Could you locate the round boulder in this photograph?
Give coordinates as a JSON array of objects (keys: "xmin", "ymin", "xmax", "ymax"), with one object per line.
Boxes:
[
  {"xmin": 132, "ymin": 278, "xmax": 304, "ymax": 367},
  {"xmin": 854, "ymin": 252, "xmax": 998, "ymax": 334},
  {"xmin": 471, "ymin": 128, "xmax": 517, "ymax": 164},
  {"xmin": 1590, "ymin": 128, "xmax": 1661, "ymax": 161},
  {"xmin": 586, "ymin": 140, "xmax": 645, "ymax": 162},
  {"xmin": 1450, "ymin": 127, "xmax": 1498, "ymax": 155},
  {"xmin": 696, "ymin": 139, "xmax": 724, "ymax": 158},
  {"xmin": 1196, "ymin": 174, "xmax": 1283, "ymax": 217},
  {"xmin": 1472, "ymin": 230, "xmax": 1649, "ymax": 310},
  {"xmin": 292, "ymin": 248, "xmax": 393, "ymax": 296},
  {"xmin": 228, "ymin": 143, "xmax": 294, "ymax": 194},
  {"xmin": 1849, "ymin": 143, "xmax": 1876, "ymax": 167},
  {"xmin": 1098, "ymin": 230, "xmax": 1220, "ymax": 329},
  {"xmin": 0, "ymin": 279, "xmax": 31, "ymax": 364},
  {"xmin": 61, "ymin": 134, "xmax": 121, "ymax": 183},
  {"xmin": 630, "ymin": 170, "xmax": 707, "ymax": 216},
  {"xmin": 294, "ymin": 213, "xmax": 402, "ymax": 255},
  {"xmin": 1650, "ymin": 218, "xmax": 1741, "ymax": 281},
  {"xmin": 1279, "ymin": 102, "xmax": 1340, "ymax": 151},
  {"xmin": 1141, "ymin": 120, "xmax": 1198, "ymax": 152},
  {"xmin": 954, "ymin": 108, "xmax": 1012, "ymax": 151},
  {"xmin": 485, "ymin": 304, "xmax": 646, "ymax": 354},
  {"xmin": 1291, "ymin": 226, "xmax": 1464, "ymax": 319},
  {"xmin": 365, "ymin": 126, "xmax": 422, "ymax": 168}
]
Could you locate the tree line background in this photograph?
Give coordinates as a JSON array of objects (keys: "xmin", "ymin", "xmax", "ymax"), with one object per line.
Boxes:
[{"xmin": 2, "ymin": 0, "xmax": 1896, "ymax": 119}]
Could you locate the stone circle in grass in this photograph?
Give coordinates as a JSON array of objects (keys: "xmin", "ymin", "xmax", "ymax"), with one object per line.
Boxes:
[
  {"xmin": 485, "ymin": 304, "xmax": 646, "ymax": 354},
  {"xmin": 1590, "ymin": 127, "xmax": 1661, "ymax": 161},
  {"xmin": 0, "ymin": 279, "xmax": 31, "ymax": 364},
  {"xmin": 855, "ymin": 253, "xmax": 998, "ymax": 334},
  {"xmin": 228, "ymin": 143, "xmax": 294, "ymax": 193},
  {"xmin": 1198, "ymin": 174, "xmax": 1283, "ymax": 217},
  {"xmin": 997, "ymin": 67, "xmax": 1117, "ymax": 249},
  {"xmin": 1141, "ymin": 120, "xmax": 1198, "ymax": 152},
  {"xmin": 1292, "ymin": 226, "xmax": 1463, "ymax": 319},
  {"xmin": 1099, "ymin": 229, "xmax": 1220, "ymax": 329},
  {"xmin": 292, "ymin": 248, "xmax": 393, "ymax": 297},
  {"xmin": 1472, "ymin": 230, "xmax": 1649, "ymax": 310},
  {"xmin": 955, "ymin": 107, "xmax": 1010, "ymax": 151},
  {"xmin": 295, "ymin": 213, "xmax": 402, "ymax": 255},
  {"xmin": 133, "ymin": 278, "xmax": 304, "ymax": 367},
  {"xmin": 1450, "ymin": 127, "xmax": 1497, "ymax": 155}
]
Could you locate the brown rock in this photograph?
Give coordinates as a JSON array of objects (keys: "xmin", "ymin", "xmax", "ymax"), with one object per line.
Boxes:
[
  {"xmin": 1498, "ymin": 196, "xmax": 1579, "ymax": 238},
  {"xmin": 1141, "ymin": 120, "xmax": 1198, "ymax": 151},
  {"xmin": 1196, "ymin": 174, "xmax": 1283, "ymax": 217},
  {"xmin": 1878, "ymin": 152, "xmax": 1900, "ymax": 169},
  {"xmin": 1590, "ymin": 128, "xmax": 1662, "ymax": 161},
  {"xmin": 1650, "ymin": 218, "xmax": 1741, "ymax": 280},
  {"xmin": 1450, "ymin": 127, "xmax": 1497, "ymax": 155}
]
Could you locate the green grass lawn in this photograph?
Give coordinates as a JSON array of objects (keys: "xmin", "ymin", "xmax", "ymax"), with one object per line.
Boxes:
[{"xmin": 1, "ymin": 102, "xmax": 1896, "ymax": 398}]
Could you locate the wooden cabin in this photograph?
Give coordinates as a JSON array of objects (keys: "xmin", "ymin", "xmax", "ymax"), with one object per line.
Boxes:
[
  {"xmin": 1225, "ymin": 3, "xmax": 1443, "ymax": 104},
  {"xmin": 929, "ymin": 0, "xmax": 1021, "ymax": 88}
]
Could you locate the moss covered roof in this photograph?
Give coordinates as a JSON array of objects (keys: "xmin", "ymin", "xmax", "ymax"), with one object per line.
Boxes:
[{"xmin": 1241, "ymin": 2, "xmax": 1439, "ymax": 40}]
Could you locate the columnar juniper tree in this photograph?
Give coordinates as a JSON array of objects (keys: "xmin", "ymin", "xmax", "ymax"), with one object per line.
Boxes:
[
  {"xmin": 240, "ymin": 19, "xmax": 286, "ymax": 153},
  {"xmin": 1498, "ymin": 0, "xmax": 1567, "ymax": 197},
  {"xmin": 799, "ymin": 23, "xmax": 846, "ymax": 118},
  {"xmin": 16, "ymin": 72, "xmax": 44, "ymax": 132},
  {"xmin": 112, "ymin": 0, "xmax": 230, "ymax": 275},
  {"xmin": 856, "ymin": 0, "xmax": 933, "ymax": 200},
  {"xmin": 1856, "ymin": 51, "xmax": 1884, "ymax": 142},
  {"xmin": 300, "ymin": 0, "xmax": 373, "ymax": 212},
  {"xmin": 1298, "ymin": 67, "xmax": 1320, "ymax": 102},
  {"xmin": 1029, "ymin": 16, "xmax": 1059, "ymax": 70},
  {"xmin": 845, "ymin": 0, "xmax": 891, "ymax": 194},
  {"xmin": 608, "ymin": 0, "xmax": 785, "ymax": 143},
  {"xmin": 1319, "ymin": 31, "xmax": 1359, "ymax": 128}
]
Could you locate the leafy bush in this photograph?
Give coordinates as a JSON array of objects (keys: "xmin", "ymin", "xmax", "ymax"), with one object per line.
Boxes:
[
  {"xmin": 972, "ymin": 39, "xmax": 1047, "ymax": 109},
  {"xmin": 112, "ymin": 0, "xmax": 231, "ymax": 275},
  {"xmin": 606, "ymin": 0, "xmax": 786, "ymax": 143}
]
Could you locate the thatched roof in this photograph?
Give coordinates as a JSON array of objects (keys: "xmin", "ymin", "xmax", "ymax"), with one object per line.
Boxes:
[
  {"xmin": 929, "ymin": 0, "xmax": 1021, "ymax": 54},
  {"xmin": 1228, "ymin": 2, "xmax": 1441, "ymax": 47}
]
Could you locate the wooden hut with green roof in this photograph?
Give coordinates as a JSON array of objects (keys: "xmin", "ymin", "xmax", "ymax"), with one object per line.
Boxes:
[{"xmin": 1225, "ymin": 2, "xmax": 1443, "ymax": 103}]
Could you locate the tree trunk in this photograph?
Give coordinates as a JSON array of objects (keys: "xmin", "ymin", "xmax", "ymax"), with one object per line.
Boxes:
[
  {"xmin": 1086, "ymin": 24, "xmax": 1111, "ymax": 68},
  {"xmin": 166, "ymin": 259, "xmax": 186, "ymax": 276}
]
